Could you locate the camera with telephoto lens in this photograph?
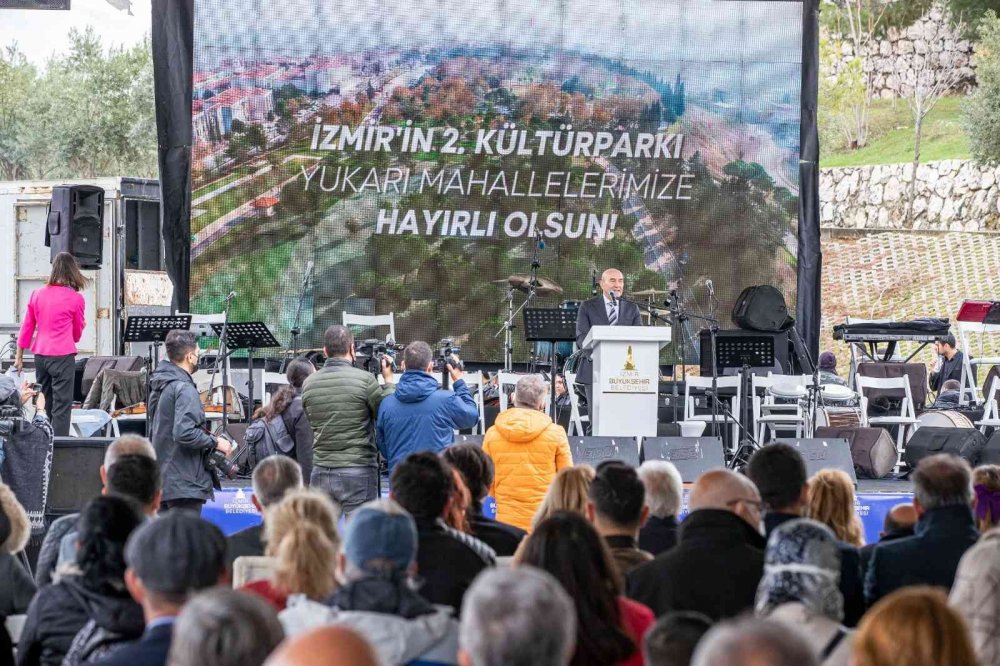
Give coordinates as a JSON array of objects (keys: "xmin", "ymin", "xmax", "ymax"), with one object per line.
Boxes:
[
  {"xmin": 355, "ymin": 339, "xmax": 399, "ymax": 376},
  {"xmin": 204, "ymin": 444, "xmax": 240, "ymax": 480},
  {"xmin": 433, "ymin": 338, "xmax": 463, "ymax": 372},
  {"xmin": 0, "ymin": 406, "xmax": 24, "ymax": 439}
]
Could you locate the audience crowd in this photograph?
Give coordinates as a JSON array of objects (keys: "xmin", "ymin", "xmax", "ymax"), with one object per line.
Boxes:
[{"xmin": 2, "ymin": 331, "xmax": 998, "ymax": 666}]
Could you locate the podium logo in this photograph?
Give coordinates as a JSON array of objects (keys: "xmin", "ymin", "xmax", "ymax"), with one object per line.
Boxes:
[{"xmin": 624, "ymin": 345, "xmax": 637, "ymax": 371}]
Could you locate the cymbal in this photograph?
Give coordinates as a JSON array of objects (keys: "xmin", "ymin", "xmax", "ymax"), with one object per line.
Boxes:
[
  {"xmin": 632, "ymin": 288, "xmax": 669, "ymax": 297},
  {"xmin": 494, "ymin": 274, "xmax": 564, "ymax": 297}
]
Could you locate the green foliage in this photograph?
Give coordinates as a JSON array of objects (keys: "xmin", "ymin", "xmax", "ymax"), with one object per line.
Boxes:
[
  {"xmin": 964, "ymin": 11, "xmax": 1000, "ymax": 164},
  {"xmin": 949, "ymin": 0, "xmax": 1000, "ymax": 37},
  {"xmin": 821, "ymin": 0, "xmax": 934, "ymax": 40},
  {"xmin": 0, "ymin": 28, "xmax": 156, "ymax": 179},
  {"xmin": 225, "ymin": 122, "xmax": 267, "ymax": 162},
  {"xmin": 819, "ymin": 37, "xmax": 867, "ymax": 153}
]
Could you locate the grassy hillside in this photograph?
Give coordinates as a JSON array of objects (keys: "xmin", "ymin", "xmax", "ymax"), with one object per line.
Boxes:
[{"xmin": 821, "ymin": 96, "xmax": 970, "ymax": 168}]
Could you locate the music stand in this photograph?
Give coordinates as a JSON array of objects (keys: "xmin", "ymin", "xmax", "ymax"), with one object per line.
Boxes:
[
  {"xmin": 210, "ymin": 322, "xmax": 281, "ymax": 418},
  {"xmin": 700, "ymin": 332, "xmax": 776, "ymax": 374},
  {"xmin": 124, "ymin": 315, "xmax": 192, "ymax": 366},
  {"xmin": 523, "ymin": 308, "xmax": 577, "ymax": 419}
]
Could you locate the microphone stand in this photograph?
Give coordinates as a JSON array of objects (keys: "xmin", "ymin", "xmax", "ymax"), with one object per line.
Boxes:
[
  {"xmin": 209, "ymin": 294, "xmax": 235, "ymax": 436},
  {"xmin": 664, "ymin": 287, "xmax": 688, "ymax": 425},
  {"xmin": 285, "ymin": 264, "xmax": 313, "ymax": 371}
]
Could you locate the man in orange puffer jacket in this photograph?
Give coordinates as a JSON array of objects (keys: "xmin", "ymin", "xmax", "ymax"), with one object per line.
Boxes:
[{"xmin": 483, "ymin": 375, "xmax": 573, "ymax": 531}]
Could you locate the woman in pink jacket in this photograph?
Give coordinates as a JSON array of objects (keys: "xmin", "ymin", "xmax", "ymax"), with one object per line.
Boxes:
[{"xmin": 14, "ymin": 253, "xmax": 87, "ymax": 436}]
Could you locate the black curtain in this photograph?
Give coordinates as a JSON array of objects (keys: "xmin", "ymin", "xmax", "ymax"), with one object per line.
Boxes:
[
  {"xmin": 152, "ymin": 0, "xmax": 194, "ymax": 312},
  {"xmin": 151, "ymin": 0, "xmax": 823, "ymax": 342},
  {"xmin": 797, "ymin": 0, "xmax": 822, "ymax": 359}
]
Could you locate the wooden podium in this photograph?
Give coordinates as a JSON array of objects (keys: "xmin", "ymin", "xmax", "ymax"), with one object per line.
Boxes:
[{"xmin": 582, "ymin": 325, "xmax": 672, "ymax": 437}]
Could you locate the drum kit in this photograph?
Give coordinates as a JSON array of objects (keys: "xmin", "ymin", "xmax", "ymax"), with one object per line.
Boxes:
[{"xmin": 493, "ymin": 273, "xmax": 572, "ymax": 372}]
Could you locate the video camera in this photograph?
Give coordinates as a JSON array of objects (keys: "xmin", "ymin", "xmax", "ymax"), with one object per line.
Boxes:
[
  {"xmin": 203, "ymin": 431, "xmax": 240, "ymax": 481},
  {"xmin": 355, "ymin": 338, "xmax": 401, "ymax": 376},
  {"xmin": 0, "ymin": 406, "xmax": 24, "ymax": 439},
  {"xmin": 433, "ymin": 338, "xmax": 464, "ymax": 372}
]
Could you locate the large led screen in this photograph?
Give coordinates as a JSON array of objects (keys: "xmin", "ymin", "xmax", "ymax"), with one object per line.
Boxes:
[{"xmin": 191, "ymin": 0, "xmax": 804, "ymax": 361}]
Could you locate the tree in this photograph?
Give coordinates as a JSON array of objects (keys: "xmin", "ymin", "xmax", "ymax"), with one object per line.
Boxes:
[
  {"xmin": 947, "ymin": 0, "xmax": 1000, "ymax": 36},
  {"xmin": 905, "ymin": 39, "xmax": 967, "ymax": 223},
  {"xmin": 964, "ymin": 10, "xmax": 1000, "ymax": 163},
  {"xmin": 0, "ymin": 44, "xmax": 36, "ymax": 179}
]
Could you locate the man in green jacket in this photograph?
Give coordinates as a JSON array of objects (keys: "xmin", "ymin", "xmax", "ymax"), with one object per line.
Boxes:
[{"xmin": 302, "ymin": 325, "xmax": 395, "ymax": 516}]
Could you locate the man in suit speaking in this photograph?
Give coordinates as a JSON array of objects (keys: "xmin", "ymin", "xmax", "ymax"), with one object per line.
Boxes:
[{"xmin": 575, "ymin": 268, "xmax": 643, "ymax": 419}]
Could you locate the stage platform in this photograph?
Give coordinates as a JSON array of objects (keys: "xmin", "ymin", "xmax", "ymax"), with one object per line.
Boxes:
[{"xmin": 857, "ymin": 478, "xmax": 912, "ymax": 494}]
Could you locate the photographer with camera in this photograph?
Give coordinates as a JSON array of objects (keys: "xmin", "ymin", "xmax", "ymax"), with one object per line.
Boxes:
[
  {"xmin": 148, "ymin": 330, "xmax": 232, "ymax": 513},
  {"xmin": 376, "ymin": 341, "xmax": 479, "ymax": 475},
  {"xmin": 301, "ymin": 325, "xmax": 395, "ymax": 517}
]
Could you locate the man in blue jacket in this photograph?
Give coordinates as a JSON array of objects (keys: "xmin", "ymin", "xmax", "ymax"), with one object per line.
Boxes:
[{"xmin": 377, "ymin": 341, "xmax": 479, "ymax": 473}]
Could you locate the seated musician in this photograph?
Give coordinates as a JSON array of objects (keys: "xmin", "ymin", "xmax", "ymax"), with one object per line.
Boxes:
[
  {"xmin": 930, "ymin": 379, "xmax": 961, "ymax": 410},
  {"xmin": 930, "ymin": 334, "xmax": 966, "ymax": 395},
  {"xmin": 818, "ymin": 351, "xmax": 848, "ymax": 387}
]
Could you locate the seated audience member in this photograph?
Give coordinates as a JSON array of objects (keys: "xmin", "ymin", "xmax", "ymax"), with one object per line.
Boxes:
[
  {"xmin": 264, "ymin": 626, "xmax": 379, "ymax": 666},
  {"xmin": 517, "ymin": 511, "xmax": 654, "ymax": 666},
  {"xmin": 626, "ymin": 469, "xmax": 765, "ymax": 621},
  {"xmin": 636, "ymin": 461, "xmax": 683, "ymax": 556},
  {"xmin": 587, "ymin": 462, "xmax": 652, "ymax": 576},
  {"xmin": 444, "ymin": 467, "xmax": 474, "ymax": 534},
  {"xmin": 226, "ymin": 456, "xmax": 303, "ymax": 568},
  {"xmin": 55, "ymin": 454, "xmax": 162, "ymax": 580},
  {"xmin": 89, "ymin": 511, "xmax": 228, "ymax": 666},
  {"xmin": 853, "ymin": 587, "xmax": 976, "ymax": 666},
  {"xmin": 35, "ymin": 435, "xmax": 156, "ymax": 586},
  {"xmin": 242, "ymin": 490, "xmax": 340, "ymax": 611},
  {"xmin": 972, "ymin": 463, "xmax": 1000, "ymax": 531},
  {"xmin": 691, "ymin": 617, "xmax": 818, "ymax": 666},
  {"xmin": 746, "ymin": 444, "xmax": 865, "ymax": 626},
  {"xmin": 482, "ymin": 375, "xmax": 573, "ymax": 531},
  {"xmin": 642, "ymin": 612, "xmax": 713, "ymax": 666},
  {"xmin": 166, "ymin": 589, "xmax": 284, "ymax": 666},
  {"xmin": 859, "ymin": 504, "xmax": 916, "ymax": 581},
  {"xmin": 442, "ymin": 445, "xmax": 525, "ymax": 556},
  {"xmin": 279, "ymin": 500, "xmax": 459, "ymax": 665},
  {"xmin": 250, "ymin": 358, "xmax": 315, "ymax": 482},
  {"xmin": 19, "ymin": 496, "xmax": 145, "ymax": 666},
  {"xmin": 755, "ymin": 519, "xmax": 853, "ymax": 666},
  {"xmin": 391, "ymin": 453, "xmax": 494, "ymax": 611},
  {"xmin": 531, "ymin": 465, "xmax": 596, "ymax": 530},
  {"xmin": 950, "ymin": 527, "xmax": 1000, "ymax": 665},
  {"xmin": 807, "ymin": 469, "xmax": 864, "ymax": 547},
  {"xmin": 459, "ymin": 567, "xmax": 576, "ymax": 666},
  {"xmin": 930, "ymin": 379, "xmax": 961, "ymax": 410},
  {"xmin": 865, "ymin": 454, "xmax": 979, "ymax": 606},
  {"xmin": 376, "ymin": 342, "xmax": 479, "ymax": 474},
  {"xmin": 0, "ymin": 483, "xmax": 35, "ymax": 615}
]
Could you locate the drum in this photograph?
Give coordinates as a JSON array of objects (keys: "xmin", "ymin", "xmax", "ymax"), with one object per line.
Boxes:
[
  {"xmin": 917, "ymin": 410, "xmax": 974, "ymax": 429},
  {"xmin": 534, "ymin": 300, "xmax": 582, "ymax": 362},
  {"xmin": 821, "ymin": 383, "xmax": 856, "ymax": 405},
  {"xmin": 563, "ymin": 350, "xmax": 585, "ymax": 375},
  {"xmin": 769, "ymin": 382, "xmax": 808, "ymax": 401},
  {"xmin": 815, "ymin": 406, "xmax": 863, "ymax": 429}
]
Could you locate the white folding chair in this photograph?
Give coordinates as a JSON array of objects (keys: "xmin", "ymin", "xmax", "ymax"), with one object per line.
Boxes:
[
  {"xmin": 957, "ymin": 319, "xmax": 1000, "ymax": 406},
  {"xmin": 752, "ymin": 374, "xmax": 809, "ymax": 443},
  {"xmin": 975, "ymin": 376, "xmax": 1000, "ymax": 434},
  {"xmin": 857, "ymin": 375, "xmax": 920, "ymax": 472},
  {"xmin": 565, "ymin": 371, "xmax": 589, "ymax": 436},
  {"xmin": 462, "ymin": 371, "xmax": 487, "ymax": 435},
  {"xmin": 342, "ymin": 311, "xmax": 396, "ymax": 342},
  {"xmin": 497, "ymin": 371, "xmax": 550, "ymax": 412},
  {"xmin": 682, "ymin": 375, "xmax": 742, "ymax": 452}
]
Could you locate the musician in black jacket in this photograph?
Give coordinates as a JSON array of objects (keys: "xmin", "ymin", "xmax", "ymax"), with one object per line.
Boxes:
[
  {"xmin": 574, "ymin": 268, "xmax": 643, "ymax": 414},
  {"xmin": 930, "ymin": 334, "xmax": 966, "ymax": 395}
]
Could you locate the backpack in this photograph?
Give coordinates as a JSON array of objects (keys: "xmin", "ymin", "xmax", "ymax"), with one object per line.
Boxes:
[
  {"xmin": 242, "ymin": 413, "xmax": 295, "ymax": 475},
  {"xmin": 62, "ymin": 617, "xmax": 131, "ymax": 666}
]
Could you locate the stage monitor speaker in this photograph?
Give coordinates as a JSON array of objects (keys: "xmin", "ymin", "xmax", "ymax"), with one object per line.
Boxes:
[
  {"xmin": 640, "ymin": 437, "xmax": 726, "ymax": 482},
  {"xmin": 568, "ymin": 437, "xmax": 641, "ymax": 468},
  {"xmin": 815, "ymin": 426, "xmax": 897, "ymax": 480},
  {"xmin": 46, "ymin": 184, "xmax": 104, "ymax": 269},
  {"xmin": 46, "ymin": 437, "xmax": 112, "ymax": 514},
  {"xmin": 453, "ymin": 434, "xmax": 484, "ymax": 447},
  {"xmin": 903, "ymin": 427, "xmax": 985, "ymax": 470},
  {"xmin": 775, "ymin": 438, "xmax": 857, "ymax": 485},
  {"xmin": 982, "ymin": 430, "xmax": 1000, "ymax": 465}
]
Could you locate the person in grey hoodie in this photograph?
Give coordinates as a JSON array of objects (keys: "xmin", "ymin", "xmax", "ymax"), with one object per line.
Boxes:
[
  {"xmin": 279, "ymin": 500, "xmax": 459, "ymax": 666},
  {"xmin": 147, "ymin": 330, "xmax": 232, "ymax": 513}
]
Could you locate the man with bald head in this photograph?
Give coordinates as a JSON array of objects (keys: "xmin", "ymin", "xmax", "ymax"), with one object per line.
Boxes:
[
  {"xmin": 575, "ymin": 268, "xmax": 644, "ymax": 423},
  {"xmin": 625, "ymin": 468, "xmax": 766, "ymax": 620},
  {"xmin": 264, "ymin": 626, "xmax": 379, "ymax": 666},
  {"xmin": 859, "ymin": 503, "xmax": 917, "ymax": 584}
]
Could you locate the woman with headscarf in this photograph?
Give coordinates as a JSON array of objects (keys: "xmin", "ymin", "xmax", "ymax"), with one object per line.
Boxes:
[
  {"xmin": 972, "ymin": 464, "xmax": 1000, "ymax": 532},
  {"xmin": 755, "ymin": 518, "xmax": 853, "ymax": 666}
]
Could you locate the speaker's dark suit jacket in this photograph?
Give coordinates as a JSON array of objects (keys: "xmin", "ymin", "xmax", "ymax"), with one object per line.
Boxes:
[{"xmin": 574, "ymin": 295, "xmax": 643, "ymax": 384}]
